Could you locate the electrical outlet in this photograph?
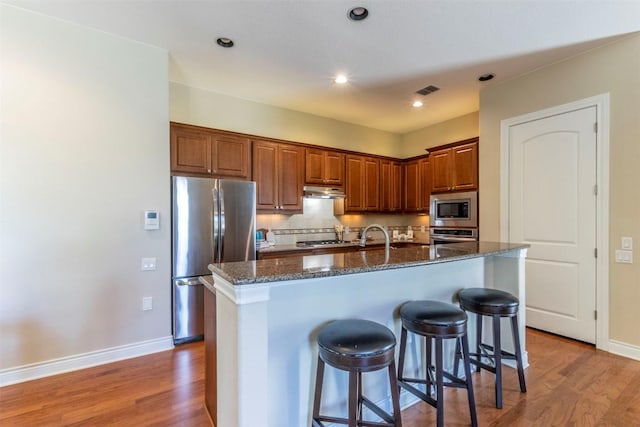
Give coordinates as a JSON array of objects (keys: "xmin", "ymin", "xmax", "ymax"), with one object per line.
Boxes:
[
  {"xmin": 141, "ymin": 257, "xmax": 156, "ymax": 271},
  {"xmin": 615, "ymin": 250, "xmax": 633, "ymax": 264},
  {"xmin": 142, "ymin": 297, "xmax": 153, "ymax": 311}
]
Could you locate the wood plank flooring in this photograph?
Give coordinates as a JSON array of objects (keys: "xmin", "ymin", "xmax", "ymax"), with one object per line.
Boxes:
[{"xmin": 1, "ymin": 328, "xmax": 639, "ymax": 426}]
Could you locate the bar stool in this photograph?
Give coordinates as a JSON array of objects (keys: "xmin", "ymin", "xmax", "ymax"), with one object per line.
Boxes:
[
  {"xmin": 397, "ymin": 300, "xmax": 477, "ymax": 427},
  {"xmin": 454, "ymin": 288, "xmax": 527, "ymax": 409},
  {"xmin": 311, "ymin": 319, "xmax": 402, "ymax": 427}
]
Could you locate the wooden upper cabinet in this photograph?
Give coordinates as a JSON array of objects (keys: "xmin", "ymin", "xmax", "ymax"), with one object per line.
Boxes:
[
  {"xmin": 430, "ymin": 138, "xmax": 478, "ymax": 193},
  {"xmin": 305, "ymin": 148, "xmax": 345, "ymax": 186},
  {"xmin": 253, "ymin": 140, "xmax": 303, "ymax": 213},
  {"xmin": 170, "ymin": 123, "xmax": 250, "ymax": 179},
  {"xmin": 451, "ymin": 142, "xmax": 478, "ymax": 191},
  {"xmin": 420, "ymin": 157, "xmax": 432, "ymax": 210},
  {"xmin": 403, "ymin": 157, "xmax": 431, "ymax": 213},
  {"xmin": 364, "ymin": 157, "xmax": 380, "ymax": 211},
  {"xmin": 278, "ymin": 144, "xmax": 305, "ymax": 211},
  {"xmin": 345, "ymin": 154, "xmax": 379, "ymax": 212},
  {"xmin": 345, "ymin": 155, "xmax": 364, "ymax": 211},
  {"xmin": 211, "ymin": 133, "xmax": 251, "ymax": 179},
  {"xmin": 171, "ymin": 126, "xmax": 211, "ymax": 175},
  {"xmin": 380, "ymin": 159, "xmax": 402, "ymax": 212}
]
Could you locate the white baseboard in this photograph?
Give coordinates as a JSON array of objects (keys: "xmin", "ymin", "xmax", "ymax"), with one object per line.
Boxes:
[
  {"xmin": 0, "ymin": 336, "xmax": 174, "ymax": 387},
  {"xmin": 608, "ymin": 339, "xmax": 640, "ymax": 361}
]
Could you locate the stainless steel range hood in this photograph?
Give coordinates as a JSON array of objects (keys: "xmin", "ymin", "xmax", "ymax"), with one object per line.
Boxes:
[{"xmin": 303, "ymin": 185, "xmax": 346, "ymax": 199}]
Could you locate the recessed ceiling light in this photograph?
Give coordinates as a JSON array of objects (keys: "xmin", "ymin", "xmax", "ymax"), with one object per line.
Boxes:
[
  {"xmin": 348, "ymin": 7, "xmax": 369, "ymax": 21},
  {"xmin": 478, "ymin": 73, "xmax": 495, "ymax": 82},
  {"xmin": 334, "ymin": 74, "xmax": 348, "ymax": 84},
  {"xmin": 216, "ymin": 37, "xmax": 234, "ymax": 48},
  {"xmin": 412, "ymin": 101, "xmax": 424, "ymax": 108}
]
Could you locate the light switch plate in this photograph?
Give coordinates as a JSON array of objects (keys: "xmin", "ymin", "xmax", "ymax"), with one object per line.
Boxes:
[
  {"xmin": 615, "ymin": 250, "xmax": 633, "ymax": 264},
  {"xmin": 142, "ymin": 296, "xmax": 153, "ymax": 311},
  {"xmin": 621, "ymin": 237, "xmax": 633, "ymax": 250},
  {"xmin": 141, "ymin": 257, "xmax": 157, "ymax": 271}
]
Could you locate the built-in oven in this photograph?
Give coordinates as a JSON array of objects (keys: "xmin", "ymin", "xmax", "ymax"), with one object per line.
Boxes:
[
  {"xmin": 430, "ymin": 191, "xmax": 478, "ymax": 228},
  {"xmin": 429, "ymin": 227, "xmax": 478, "ymax": 245}
]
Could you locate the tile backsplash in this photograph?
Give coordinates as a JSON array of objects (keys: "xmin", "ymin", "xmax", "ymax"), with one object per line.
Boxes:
[{"xmin": 257, "ymin": 198, "xmax": 430, "ymax": 244}]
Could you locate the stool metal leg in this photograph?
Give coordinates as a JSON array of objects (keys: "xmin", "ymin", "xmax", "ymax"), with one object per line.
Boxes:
[
  {"xmin": 435, "ymin": 337, "xmax": 444, "ymax": 427},
  {"xmin": 425, "ymin": 336, "xmax": 433, "ymax": 395},
  {"xmin": 348, "ymin": 371, "xmax": 358, "ymax": 427},
  {"xmin": 492, "ymin": 315, "xmax": 503, "ymax": 409},
  {"xmin": 388, "ymin": 360, "xmax": 403, "ymax": 427},
  {"xmin": 461, "ymin": 334, "xmax": 478, "ymax": 427},
  {"xmin": 511, "ymin": 314, "xmax": 527, "ymax": 393},
  {"xmin": 312, "ymin": 356, "xmax": 325, "ymax": 425},
  {"xmin": 475, "ymin": 313, "xmax": 483, "ymax": 373},
  {"xmin": 397, "ymin": 327, "xmax": 407, "ymax": 383}
]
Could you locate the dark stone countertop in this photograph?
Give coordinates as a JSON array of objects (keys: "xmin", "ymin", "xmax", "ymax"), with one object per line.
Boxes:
[{"xmin": 209, "ymin": 241, "xmax": 529, "ymax": 286}]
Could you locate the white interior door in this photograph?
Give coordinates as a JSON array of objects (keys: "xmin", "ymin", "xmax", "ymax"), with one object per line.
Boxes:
[{"xmin": 508, "ymin": 106, "xmax": 597, "ymax": 343}]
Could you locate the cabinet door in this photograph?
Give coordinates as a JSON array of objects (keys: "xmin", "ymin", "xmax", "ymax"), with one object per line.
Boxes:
[
  {"xmin": 324, "ymin": 151, "xmax": 344, "ymax": 186},
  {"xmin": 430, "ymin": 148, "xmax": 453, "ymax": 193},
  {"xmin": 380, "ymin": 160, "xmax": 401, "ymax": 212},
  {"xmin": 390, "ymin": 162, "xmax": 403, "ymax": 212},
  {"xmin": 278, "ymin": 144, "xmax": 304, "ymax": 212},
  {"xmin": 363, "ymin": 157, "xmax": 380, "ymax": 211},
  {"xmin": 451, "ymin": 141, "xmax": 478, "ymax": 191},
  {"xmin": 305, "ymin": 148, "xmax": 325, "ymax": 184},
  {"xmin": 253, "ymin": 141, "xmax": 278, "ymax": 211},
  {"xmin": 420, "ymin": 157, "xmax": 432, "ymax": 211},
  {"xmin": 403, "ymin": 160, "xmax": 421, "ymax": 211},
  {"xmin": 212, "ymin": 133, "xmax": 251, "ymax": 179},
  {"xmin": 170, "ymin": 127, "xmax": 212, "ymax": 175},
  {"xmin": 345, "ymin": 155, "xmax": 364, "ymax": 211}
]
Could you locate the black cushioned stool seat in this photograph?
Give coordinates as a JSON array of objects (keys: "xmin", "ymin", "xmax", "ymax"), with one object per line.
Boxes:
[
  {"xmin": 397, "ymin": 301, "xmax": 477, "ymax": 427},
  {"xmin": 312, "ymin": 319, "xmax": 402, "ymax": 427},
  {"xmin": 455, "ymin": 288, "xmax": 527, "ymax": 409}
]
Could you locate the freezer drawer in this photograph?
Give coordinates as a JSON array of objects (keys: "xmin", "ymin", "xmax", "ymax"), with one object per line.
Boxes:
[{"xmin": 173, "ymin": 278, "xmax": 204, "ymax": 344}]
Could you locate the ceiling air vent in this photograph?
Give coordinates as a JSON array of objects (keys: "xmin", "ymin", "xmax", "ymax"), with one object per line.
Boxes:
[{"xmin": 415, "ymin": 85, "xmax": 440, "ymax": 96}]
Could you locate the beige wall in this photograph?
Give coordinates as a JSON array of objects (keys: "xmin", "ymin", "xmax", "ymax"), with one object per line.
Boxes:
[
  {"xmin": 400, "ymin": 112, "xmax": 479, "ymax": 158},
  {"xmin": 0, "ymin": 6, "xmax": 171, "ymax": 371},
  {"xmin": 170, "ymin": 82, "xmax": 403, "ymax": 158},
  {"xmin": 480, "ymin": 34, "xmax": 640, "ymax": 347}
]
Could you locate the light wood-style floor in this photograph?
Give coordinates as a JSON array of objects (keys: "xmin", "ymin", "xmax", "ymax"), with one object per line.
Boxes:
[{"xmin": 1, "ymin": 328, "xmax": 639, "ymax": 426}]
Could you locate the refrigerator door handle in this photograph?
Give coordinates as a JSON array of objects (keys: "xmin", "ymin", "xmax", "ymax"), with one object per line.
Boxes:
[
  {"xmin": 176, "ymin": 278, "xmax": 202, "ymax": 286},
  {"xmin": 219, "ymin": 185, "xmax": 225, "ymax": 262},
  {"xmin": 212, "ymin": 185, "xmax": 220, "ymax": 263}
]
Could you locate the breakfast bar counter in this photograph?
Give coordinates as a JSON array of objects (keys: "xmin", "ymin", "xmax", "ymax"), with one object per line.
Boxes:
[{"xmin": 206, "ymin": 242, "xmax": 529, "ymax": 427}]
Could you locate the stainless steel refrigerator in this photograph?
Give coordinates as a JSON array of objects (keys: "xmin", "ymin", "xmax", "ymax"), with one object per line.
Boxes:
[{"xmin": 172, "ymin": 176, "xmax": 256, "ymax": 344}]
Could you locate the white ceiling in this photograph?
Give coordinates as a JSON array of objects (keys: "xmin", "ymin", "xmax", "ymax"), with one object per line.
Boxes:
[{"xmin": 5, "ymin": 0, "xmax": 640, "ymax": 134}]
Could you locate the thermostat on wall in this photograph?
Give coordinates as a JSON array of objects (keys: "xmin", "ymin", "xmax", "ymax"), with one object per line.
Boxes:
[{"xmin": 144, "ymin": 210, "xmax": 160, "ymax": 230}]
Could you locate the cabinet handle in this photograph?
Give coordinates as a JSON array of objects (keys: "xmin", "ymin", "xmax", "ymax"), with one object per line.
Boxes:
[{"xmin": 207, "ymin": 169, "xmax": 212, "ymax": 173}]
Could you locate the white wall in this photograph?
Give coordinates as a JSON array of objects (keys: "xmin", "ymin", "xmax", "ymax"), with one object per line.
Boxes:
[
  {"xmin": 0, "ymin": 5, "xmax": 171, "ymax": 377},
  {"xmin": 400, "ymin": 112, "xmax": 479, "ymax": 158},
  {"xmin": 170, "ymin": 82, "xmax": 403, "ymax": 157},
  {"xmin": 480, "ymin": 33, "xmax": 640, "ymax": 348}
]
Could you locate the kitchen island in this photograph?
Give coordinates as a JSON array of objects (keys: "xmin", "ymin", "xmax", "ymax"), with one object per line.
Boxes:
[{"xmin": 205, "ymin": 242, "xmax": 529, "ymax": 427}]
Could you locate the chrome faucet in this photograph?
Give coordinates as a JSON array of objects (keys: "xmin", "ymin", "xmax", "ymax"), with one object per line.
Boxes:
[{"xmin": 360, "ymin": 224, "xmax": 390, "ymax": 252}]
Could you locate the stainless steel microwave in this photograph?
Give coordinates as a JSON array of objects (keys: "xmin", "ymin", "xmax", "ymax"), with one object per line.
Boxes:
[{"xmin": 429, "ymin": 191, "xmax": 478, "ymax": 228}]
